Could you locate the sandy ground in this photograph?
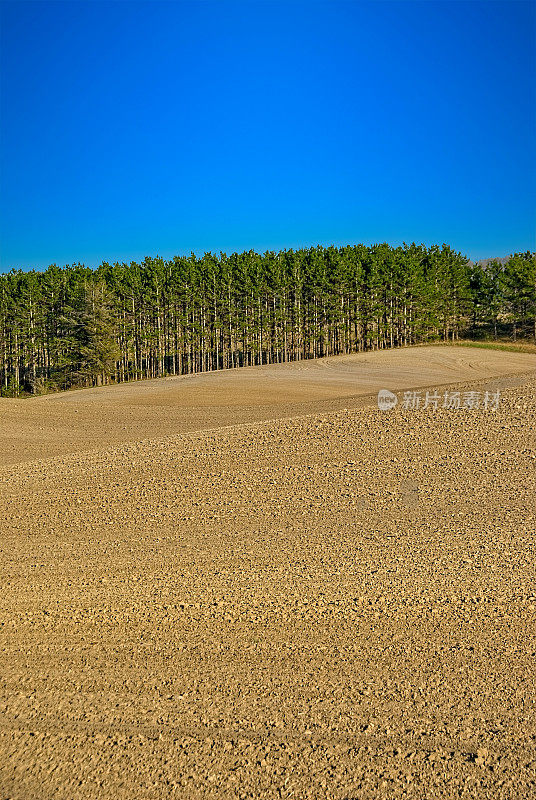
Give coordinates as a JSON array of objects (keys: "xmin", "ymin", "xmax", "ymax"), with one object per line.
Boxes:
[
  {"xmin": 1, "ymin": 345, "xmax": 535, "ymax": 799},
  {"xmin": 1, "ymin": 344, "xmax": 535, "ymax": 467}
]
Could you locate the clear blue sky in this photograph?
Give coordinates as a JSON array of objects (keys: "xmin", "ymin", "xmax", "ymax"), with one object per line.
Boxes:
[{"xmin": 0, "ymin": 0, "xmax": 534, "ymax": 272}]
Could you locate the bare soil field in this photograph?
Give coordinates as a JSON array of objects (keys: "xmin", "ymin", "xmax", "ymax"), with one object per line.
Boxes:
[
  {"xmin": 1, "ymin": 345, "xmax": 535, "ymax": 799},
  {"xmin": 1, "ymin": 344, "xmax": 535, "ymax": 467}
]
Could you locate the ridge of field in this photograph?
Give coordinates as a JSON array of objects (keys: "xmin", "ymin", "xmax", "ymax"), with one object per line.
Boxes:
[
  {"xmin": 1, "ymin": 344, "xmax": 535, "ymax": 467},
  {"xmin": 0, "ymin": 345, "xmax": 535, "ymax": 798}
]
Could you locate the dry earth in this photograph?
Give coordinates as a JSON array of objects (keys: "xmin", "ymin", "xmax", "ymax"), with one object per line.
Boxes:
[
  {"xmin": 1, "ymin": 345, "xmax": 535, "ymax": 799},
  {"xmin": 1, "ymin": 344, "xmax": 535, "ymax": 467}
]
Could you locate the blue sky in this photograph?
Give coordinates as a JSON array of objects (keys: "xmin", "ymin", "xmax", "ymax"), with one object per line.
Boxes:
[{"xmin": 0, "ymin": 0, "xmax": 534, "ymax": 272}]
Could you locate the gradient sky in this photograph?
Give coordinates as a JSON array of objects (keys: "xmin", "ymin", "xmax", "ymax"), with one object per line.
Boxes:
[{"xmin": 0, "ymin": 0, "xmax": 534, "ymax": 272}]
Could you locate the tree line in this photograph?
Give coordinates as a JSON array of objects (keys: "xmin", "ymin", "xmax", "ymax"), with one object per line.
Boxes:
[{"xmin": 0, "ymin": 243, "xmax": 534, "ymax": 396}]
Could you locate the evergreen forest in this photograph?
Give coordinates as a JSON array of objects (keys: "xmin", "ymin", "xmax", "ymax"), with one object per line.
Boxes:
[{"xmin": 1, "ymin": 243, "xmax": 534, "ymax": 396}]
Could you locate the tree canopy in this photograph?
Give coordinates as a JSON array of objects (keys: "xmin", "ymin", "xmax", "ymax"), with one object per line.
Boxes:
[{"xmin": 1, "ymin": 244, "xmax": 534, "ymax": 396}]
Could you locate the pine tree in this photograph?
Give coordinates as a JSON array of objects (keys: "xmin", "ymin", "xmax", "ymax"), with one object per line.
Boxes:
[
  {"xmin": 69, "ymin": 280, "xmax": 120, "ymax": 387},
  {"xmin": 1, "ymin": 244, "xmax": 532, "ymax": 396}
]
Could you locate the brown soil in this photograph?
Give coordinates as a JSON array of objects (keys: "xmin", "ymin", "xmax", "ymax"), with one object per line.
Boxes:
[
  {"xmin": 1, "ymin": 344, "xmax": 535, "ymax": 467},
  {"xmin": 1, "ymin": 345, "xmax": 535, "ymax": 799}
]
